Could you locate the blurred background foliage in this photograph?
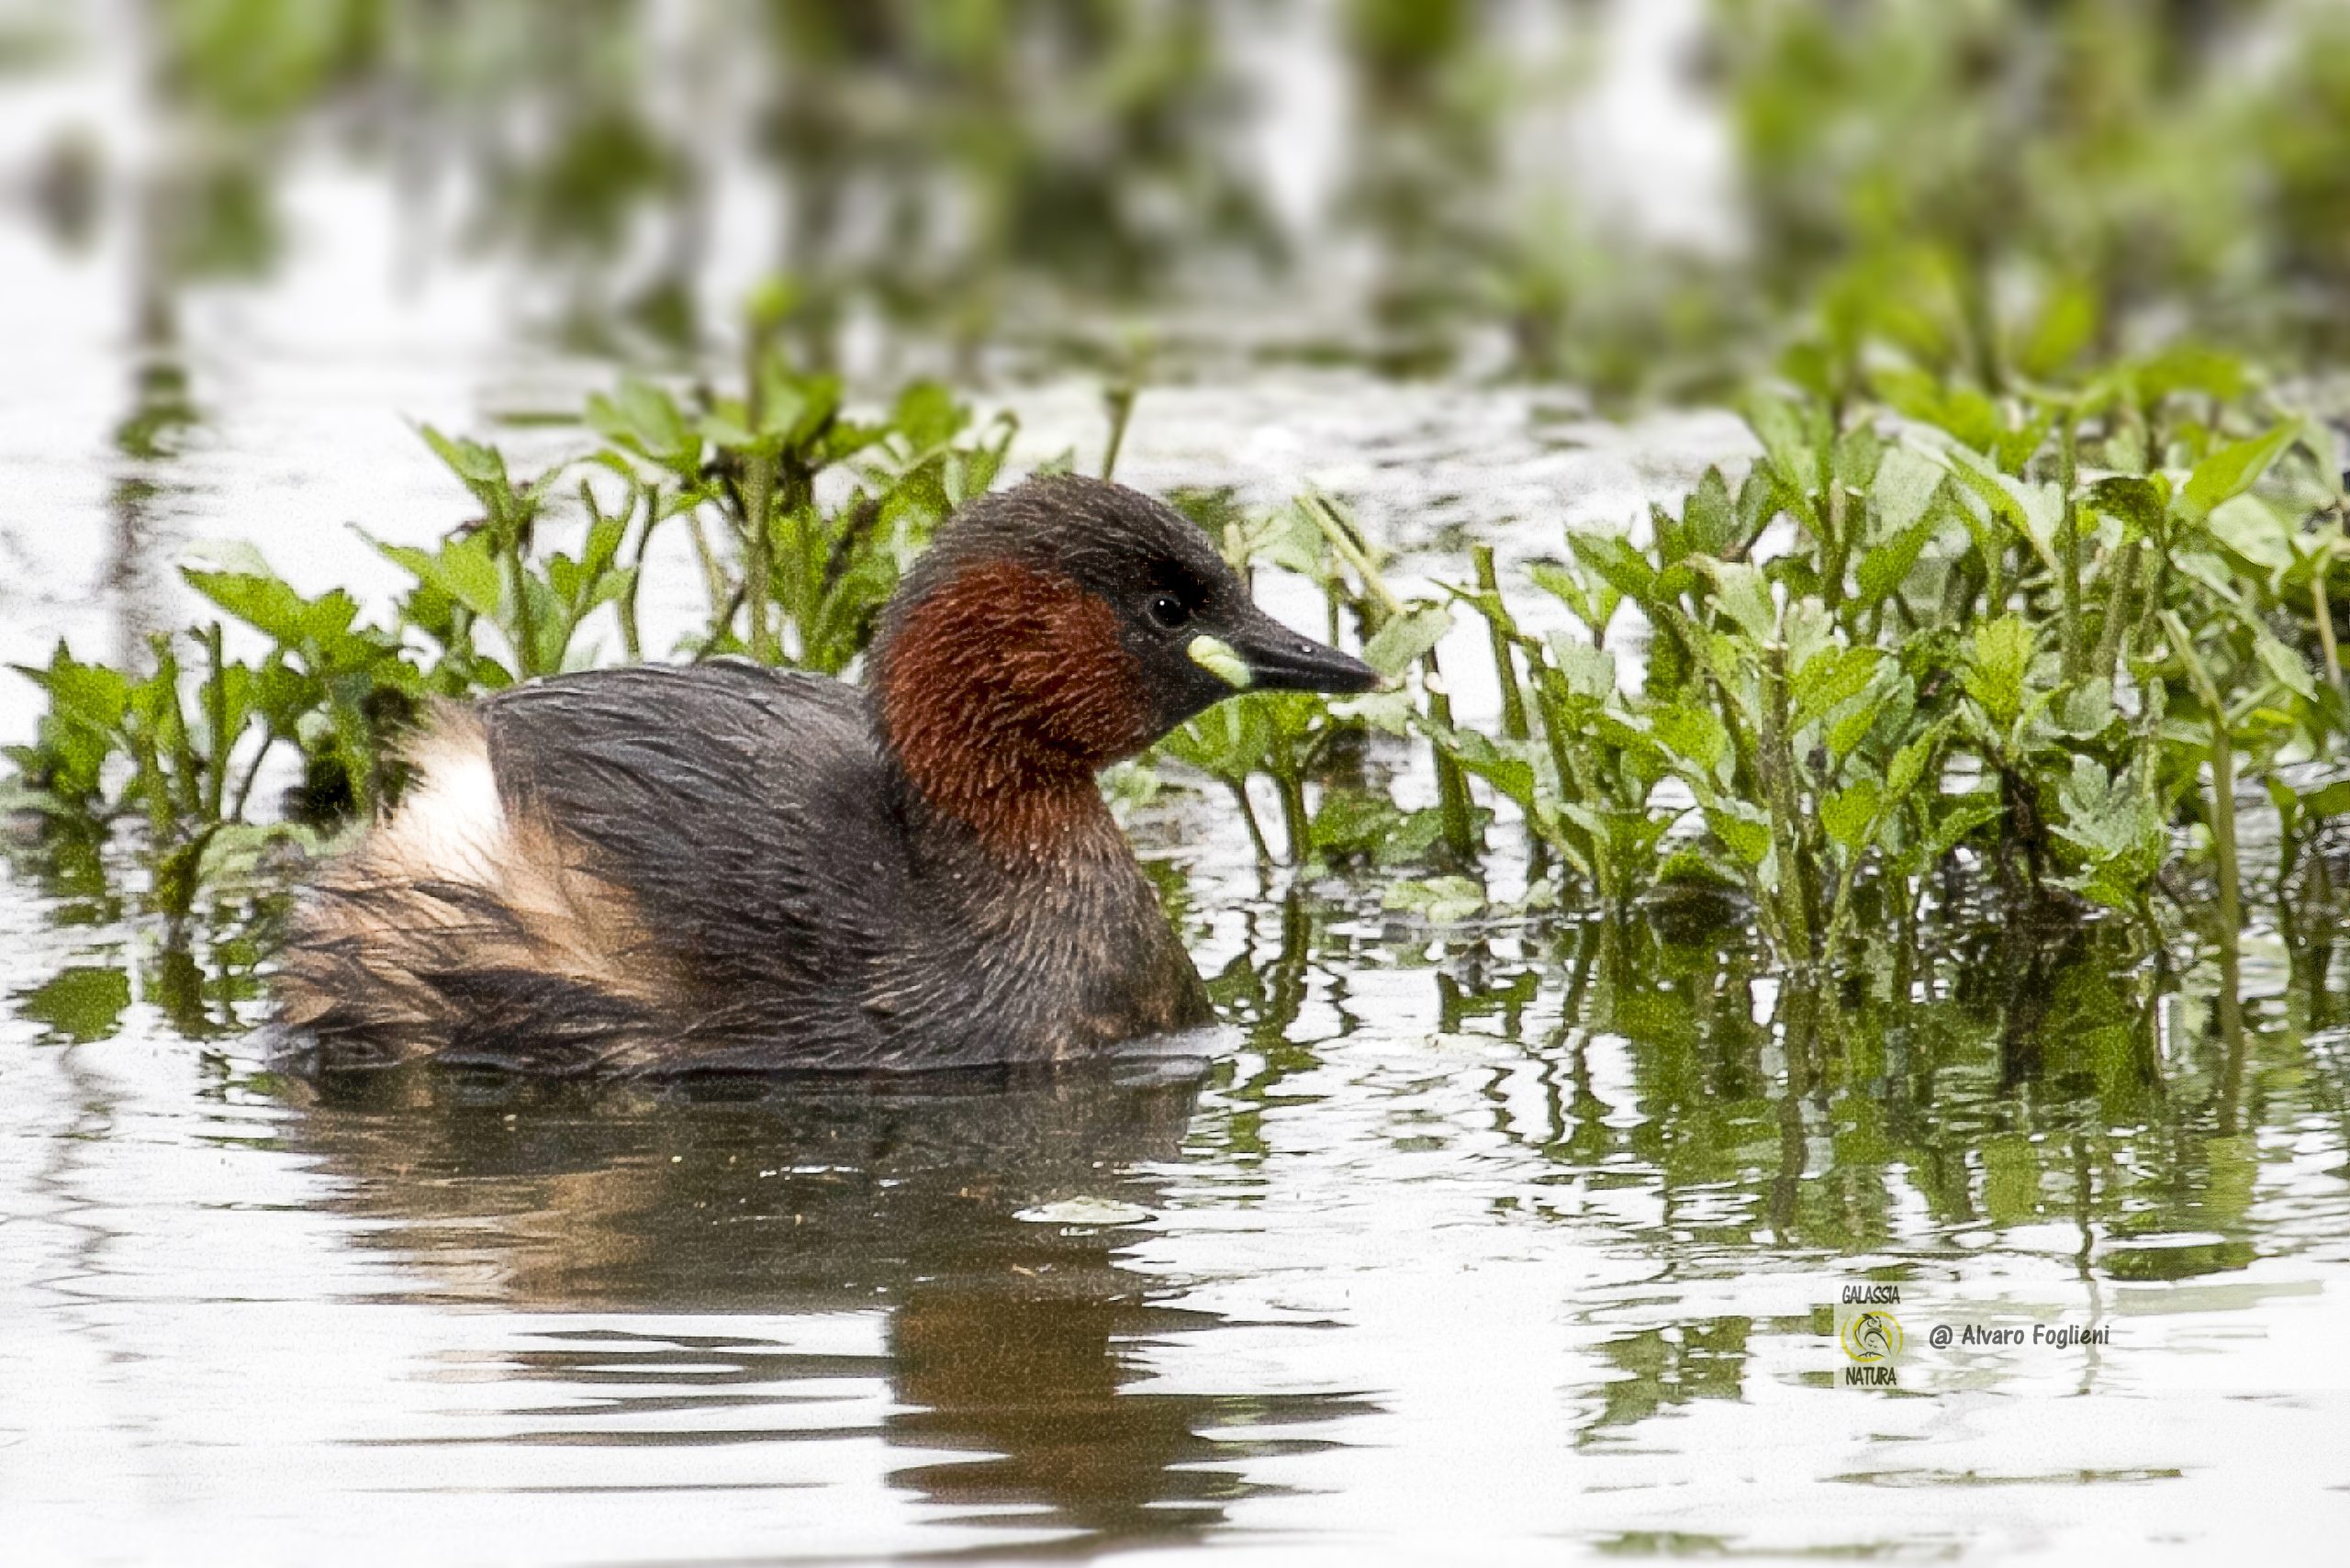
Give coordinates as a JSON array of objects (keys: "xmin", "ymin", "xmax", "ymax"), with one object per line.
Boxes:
[{"xmin": 8, "ymin": 0, "xmax": 2346, "ymax": 397}]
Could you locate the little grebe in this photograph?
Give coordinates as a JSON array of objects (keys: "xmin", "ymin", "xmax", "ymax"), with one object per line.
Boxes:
[{"xmin": 275, "ymin": 474, "xmax": 1378, "ymax": 1073}]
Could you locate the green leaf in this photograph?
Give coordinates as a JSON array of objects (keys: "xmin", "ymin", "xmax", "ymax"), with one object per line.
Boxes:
[
  {"xmin": 2057, "ymin": 678, "xmax": 2116, "ymax": 736},
  {"xmin": 2087, "ymin": 476, "xmax": 2170, "ymax": 542},
  {"xmin": 1930, "ymin": 439, "xmax": 2063, "ymax": 568},
  {"xmin": 1875, "ymin": 370, "xmax": 2002, "ymax": 454},
  {"xmin": 373, "ymin": 530, "xmax": 504, "ymax": 622},
  {"xmin": 1924, "ymin": 796, "xmax": 2003, "ymax": 860},
  {"xmin": 1160, "ymin": 697, "xmax": 1270, "ymax": 780},
  {"xmin": 1833, "ymin": 422, "xmax": 1885, "ymax": 499},
  {"xmin": 1871, "ymin": 443, "xmax": 1945, "ymax": 535},
  {"xmin": 1743, "ymin": 392, "xmax": 1828, "ymax": 511},
  {"xmin": 1681, "ymin": 466, "xmax": 1737, "ymax": 557},
  {"xmin": 890, "ymin": 380, "xmax": 968, "ymax": 452},
  {"xmin": 2127, "ymin": 343, "xmax": 2250, "ymax": 405},
  {"xmin": 699, "ymin": 410, "xmax": 761, "ymax": 452},
  {"xmin": 2206, "ymin": 494, "xmax": 2294, "ymax": 577},
  {"xmin": 1528, "ymin": 560, "xmax": 1623, "ymax": 642},
  {"xmin": 1567, "ymin": 532, "xmax": 1657, "ymax": 605},
  {"xmin": 1548, "ymin": 634, "xmax": 1617, "ymax": 701},
  {"xmin": 420, "ymin": 424, "xmax": 511, "ymax": 510},
  {"xmin": 183, "ymin": 566, "xmax": 314, "ymax": 647},
  {"xmin": 1824, "ymin": 667, "xmax": 1907, "ymax": 763},
  {"xmin": 1362, "ymin": 605, "xmax": 1453, "ymax": 679},
  {"xmin": 2170, "ymin": 548, "xmax": 2245, "ymax": 609},
  {"xmin": 1705, "ymin": 803, "xmax": 1773, "ymax": 868},
  {"xmin": 2051, "ymin": 756, "xmax": 2169, "ymax": 911},
  {"xmin": 2177, "ymin": 420, "xmax": 2302, "ymax": 523},
  {"xmin": 1224, "ymin": 501, "xmax": 1326, "ymax": 577},
  {"xmin": 1651, "ymin": 700, "xmax": 1730, "ymax": 782},
  {"xmin": 1856, "ymin": 514, "xmax": 1937, "ymax": 607},
  {"xmin": 587, "ymin": 376, "xmax": 700, "ymax": 474},
  {"xmin": 21, "ymin": 644, "xmax": 131, "ymax": 734},
  {"xmin": 2255, "ymin": 626, "xmax": 2317, "ymax": 700},
  {"xmin": 1312, "ymin": 790, "xmax": 1449, "ymax": 867},
  {"xmin": 1702, "ymin": 560, "xmax": 1778, "ymax": 641},
  {"xmin": 1329, "ymin": 688, "xmax": 1417, "ymax": 735},
  {"xmin": 1792, "ymin": 645, "xmax": 1883, "ymax": 729},
  {"xmin": 2015, "ymin": 275, "xmax": 2098, "ymax": 378},
  {"xmin": 1821, "ymin": 777, "xmax": 1883, "ymax": 853},
  {"xmin": 2301, "ymin": 779, "xmax": 2350, "ymax": 819},
  {"xmin": 1443, "ymin": 731, "xmax": 1541, "ymax": 817},
  {"xmin": 1963, "ymin": 616, "xmax": 2036, "ymax": 729},
  {"xmin": 1886, "ymin": 733, "xmax": 1936, "ymax": 800}
]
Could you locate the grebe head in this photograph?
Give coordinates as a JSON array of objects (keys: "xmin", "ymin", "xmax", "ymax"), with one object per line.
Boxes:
[{"xmin": 868, "ymin": 474, "xmax": 1376, "ymax": 846}]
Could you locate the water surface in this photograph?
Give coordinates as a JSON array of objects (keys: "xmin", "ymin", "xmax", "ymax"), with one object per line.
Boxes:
[{"xmin": 6, "ymin": 35, "xmax": 2350, "ymax": 1566}]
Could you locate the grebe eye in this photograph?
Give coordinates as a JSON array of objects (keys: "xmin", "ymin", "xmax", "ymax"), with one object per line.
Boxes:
[{"xmin": 1147, "ymin": 593, "xmax": 1190, "ymax": 630}]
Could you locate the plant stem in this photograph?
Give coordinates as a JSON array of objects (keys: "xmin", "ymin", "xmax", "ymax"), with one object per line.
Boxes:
[
  {"xmin": 159, "ymin": 635, "xmax": 201, "ymax": 824},
  {"xmin": 499, "ymin": 493, "xmax": 543, "ymax": 677},
  {"xmin": 618, "ymin": 481, "xmax": 660, "ymax": 663},
  {"xmin": 742, "ymin": 330, "xmax": 778, "ymax": 663},
  {"xmin": 201, "ymin": 622, "xmax": 227, "ymax": 821},
  {"xmin": 1527, "ymin": 656, "xmax": 1605, "ymax": 892},
  {"xmin": 692, "ymin": 584, "xmax": 747, "ymax": 662},
  {"xmin": 2313, "ymin": 550, "xmax": 2343, "ymax": 697},
  {"xmin": 1822, "ymin": 463, "xmax": 1849, "ymax": 622},
  {"xmin": 1101, "ymin": 381, "xmax": 1137, "ymax": 481},
  {"xmin": 1276, "ymin": 770, "xmax": 1312, "ymax": 867},
  {"xmin": 1756, "ymin": 644, "xmax": 1815, "ymax": 970},
  {"xmin": 1305, "ymin": 491, "xmax": 1474, "ymax": 865},
  {"xmin": 743, "ymin": 464, "xmax": 775, "ymax": 661},
  {"xmin": 685, "ymin": 511, "xmax": 729, "ymax": 633},
  {"xmin": 228, "ymin": 739, "xmax": 270, "ymax": 823},
  {"xmin": 1820, "ymin": 854, "xmax": 1864, "ymax": 977},
  {"xmin": 1305, "ymin": 492, "xmax": 1404, "ymax": 622},
  {"xmin": 1228, "ymin": 779, "xmax": 1273, "ymax": 869},
  {"xmin": 2132, "ymin": 553, "xmax": 2169, "ymax": 672},
  {"xmin": 1474, "ymin": 545, "xmax": 1529, "ymax": 740},
  {"xmin": 2058, "ymin": 408, "xmax": 2084, "ymax": 680},
  {"xmin": 2095, "ymin": 539, "xmax": 2139, "ymax": 686},
  {"xmin": 1424, "ymin": 655, "xmax": 1481, "ymax": 868},
  {"xmin": 2163, "ymin": 610, "xmax": 2241, "ymax": 1005}
]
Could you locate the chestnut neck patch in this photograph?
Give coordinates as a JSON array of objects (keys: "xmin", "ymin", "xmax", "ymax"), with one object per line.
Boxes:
[{"xmin": 874, "ymin": 559, "xmax": 1154, "ymax": 857}]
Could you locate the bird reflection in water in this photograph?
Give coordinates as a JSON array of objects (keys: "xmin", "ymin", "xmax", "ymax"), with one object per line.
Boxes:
[{"xmin": 278, "ymin": 1052, "xmax": 1364, "ymax": 1549}]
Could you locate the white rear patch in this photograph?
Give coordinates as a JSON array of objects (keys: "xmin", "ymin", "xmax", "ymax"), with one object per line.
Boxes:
[{"xmin": 377, "ymin": 721, "xmax": 509, "ymax": 884}]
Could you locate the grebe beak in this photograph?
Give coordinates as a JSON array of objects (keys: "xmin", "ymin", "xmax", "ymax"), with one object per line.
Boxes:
[{"xmin": 1192, "ymin": 606, "xmax": 1381, "ymax": 696}]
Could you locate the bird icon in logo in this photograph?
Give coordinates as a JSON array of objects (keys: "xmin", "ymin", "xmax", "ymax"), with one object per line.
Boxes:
[{"xmin": 1841, "ymin": 1310, "xmax": 1903, "ymax": 1363}]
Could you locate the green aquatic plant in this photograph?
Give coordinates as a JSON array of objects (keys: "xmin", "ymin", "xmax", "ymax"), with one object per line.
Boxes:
[
  {"xmin": 1395, "ymin": 361, "xmax": 2343, "ymax": 995},
  {"xmin": 2, "ymin": 330, "xmax": 1026, "ymax": 942},
  {"xmin": 585, "ymin": 342, "xmax": 1018, "ymax": 672},
  {"xmin": 5, "ymin": 626, "xmax": 344, "ymax": 938},
  {"xmin": 8, "ymin": 325, "xmax": 2349, "ymax": 1010},
  {"xmin": 1157, "ymin": 490, "xmax": 1472, "ymax": 873}
]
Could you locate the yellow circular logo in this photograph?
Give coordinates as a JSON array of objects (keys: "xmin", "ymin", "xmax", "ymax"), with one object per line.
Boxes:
[{"xmin": 1841, "ymin": 1310, "xmax": 1903, "ymax": 1363}]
